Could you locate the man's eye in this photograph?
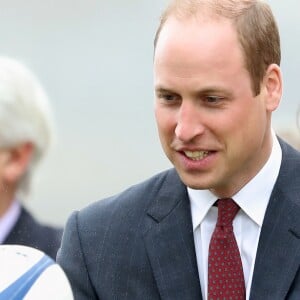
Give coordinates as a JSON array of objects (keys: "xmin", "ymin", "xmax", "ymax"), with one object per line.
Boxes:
[
  {"xmin": 205, "ymin": 96, "xmax": 224, "ymax": 103},
  {"xmin": 158, "ymin": 93, "xmax": 176, "ymax": 101}
]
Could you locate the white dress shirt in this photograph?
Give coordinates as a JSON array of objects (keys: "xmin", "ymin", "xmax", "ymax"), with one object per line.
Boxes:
[
  {"xmin": 0, "ymin": 200, "xmax": 21, "ymax": 243},
  {"xmin": 189, "ymin": 134, "xmax": 282, "ymax": 300}
]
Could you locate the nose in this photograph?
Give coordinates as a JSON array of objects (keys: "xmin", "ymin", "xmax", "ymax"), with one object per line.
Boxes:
[{"xmin": 175, "ymin": 101, "xmax": 205, "ymax": 142}]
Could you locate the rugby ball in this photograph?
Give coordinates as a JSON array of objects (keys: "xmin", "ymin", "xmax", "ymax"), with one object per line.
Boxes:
[{"xmin": 0, "ymin": 245, "xmax": 73, "ymax": 300}]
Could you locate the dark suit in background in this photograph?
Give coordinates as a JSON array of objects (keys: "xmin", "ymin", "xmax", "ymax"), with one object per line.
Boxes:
[
  {"xmin": 57, "ymin": 140, "xmax": 300, "ymax": 299},
  {"xmin": 4, "ymin": 206, "xmax": 62, "ymax": 260}
]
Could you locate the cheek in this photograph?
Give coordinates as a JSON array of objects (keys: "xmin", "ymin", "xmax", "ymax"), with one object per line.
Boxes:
[
  {"xmin": 206, "ymin": 107, "xmax": 252, "ymax": 149},
  {"xmin": 155, "ymin": 107, "xmax": 176, "ymax": 134},
  {"xmin": 220, "ymin": 107, "xmax": 266, "ymax": 153}
]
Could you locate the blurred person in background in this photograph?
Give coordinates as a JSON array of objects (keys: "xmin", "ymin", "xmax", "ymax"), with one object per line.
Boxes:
[{"xmin": 0, "ymin": 56, "xmax": 62, "ymax": 259}]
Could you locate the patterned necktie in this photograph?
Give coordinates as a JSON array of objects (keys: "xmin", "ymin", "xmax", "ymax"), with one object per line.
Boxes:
[{"xmin": 208, "ymin": 198, "xmax": 246, "ymax": 300}]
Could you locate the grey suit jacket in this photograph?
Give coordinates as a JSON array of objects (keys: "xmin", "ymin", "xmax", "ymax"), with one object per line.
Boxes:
[
  {"xmin": 57, "ymin": 140, "xmax": 300, "ymax": 299},
  {"xmin": 4, "ymin": 206, "xmax": 63, "ymax": 260}
]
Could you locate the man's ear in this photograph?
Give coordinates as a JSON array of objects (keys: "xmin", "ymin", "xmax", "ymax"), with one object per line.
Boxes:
[
  {"xmin": 3, "ymin": 142, "xmax": 34, "ymax": 184},
  {"xmin": 263, "ymin": 63, "xmax": 282, "ymax": 112}
]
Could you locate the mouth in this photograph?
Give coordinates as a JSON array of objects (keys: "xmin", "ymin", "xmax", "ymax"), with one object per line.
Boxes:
[{"xmin": 183, "ymin": 150, "xmax": 211, "ymax": 161}]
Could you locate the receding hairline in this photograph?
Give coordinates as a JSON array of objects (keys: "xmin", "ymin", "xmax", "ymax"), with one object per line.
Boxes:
[
  {"xmin": 154, "ymin": 0, "xmax": 280, "ymax": 95},
  {"xmin": 154, "ymin": 0, "xmax": 265, "ymax": 48}
]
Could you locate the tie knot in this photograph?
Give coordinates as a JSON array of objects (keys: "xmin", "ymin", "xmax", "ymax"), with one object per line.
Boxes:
[{"xmin": 216, "ymin": 198, "xmax": 240, "ymax": 227}]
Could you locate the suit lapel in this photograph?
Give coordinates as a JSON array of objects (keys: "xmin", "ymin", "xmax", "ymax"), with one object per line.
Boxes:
[
  {"xmin": 250, "ymin": 141, "xmax": 300, "ymax": 299},
  {"xmin": 144, "ymin": 170, "xmax": 202, "ymax": 300}
]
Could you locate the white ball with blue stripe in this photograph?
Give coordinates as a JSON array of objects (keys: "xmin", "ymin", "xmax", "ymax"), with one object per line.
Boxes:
[{"xmin": 0, "ymin": 245, "xmax": 73, "ymax": 300}]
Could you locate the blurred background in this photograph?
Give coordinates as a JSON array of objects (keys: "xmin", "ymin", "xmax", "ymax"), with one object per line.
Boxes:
[{"xmin": 0, "ymin": 0, "xmax": 298, "ymax": 226}]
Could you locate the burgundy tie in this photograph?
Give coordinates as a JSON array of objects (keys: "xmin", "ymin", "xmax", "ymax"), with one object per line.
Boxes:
[{"xmin": 208, "ymin": 198, "xmax": 246, "ymax": 300}]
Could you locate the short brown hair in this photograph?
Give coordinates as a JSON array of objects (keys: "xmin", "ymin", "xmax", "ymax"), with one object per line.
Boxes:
[{"xmin": 154, "ymin": 0, "xmax": 281, "ymax": 96}]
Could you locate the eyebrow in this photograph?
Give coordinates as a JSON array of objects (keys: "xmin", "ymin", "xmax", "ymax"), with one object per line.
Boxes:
[
  {"xmin": 155, "ymin": 85, "xmax": 233, "ymax": 97},
  {"xmin": 154, "ymin": 86, "xmax": 175, "ymax": 94}
]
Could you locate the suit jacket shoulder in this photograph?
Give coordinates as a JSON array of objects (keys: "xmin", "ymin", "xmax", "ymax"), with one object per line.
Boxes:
[
  {"xmin": 78, "ymin": 168, "xmax": 180, "ymax": 232},
  {"xmin": 277, "ymin": 138, "xmax": 300, "ymax": 204},
  {"xmin": 4, "ymin": 206, "xmax": 63, "ymax": 260},
  {"xmin": 57, "ymin": 168, "xmax": 202, "ymax": 299},
  {"xmin": 250, "ymin": 139, "xmax": 300, "ymax": 299}
]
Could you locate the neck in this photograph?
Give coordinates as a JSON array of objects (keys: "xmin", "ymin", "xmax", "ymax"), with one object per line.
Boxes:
[{"xmin": 0, "ymin": 183, "xmax": 16, "ymax": 217}]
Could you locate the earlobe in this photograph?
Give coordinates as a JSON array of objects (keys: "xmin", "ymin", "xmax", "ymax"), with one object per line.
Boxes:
[{"xmin": 264, "ymin": 63, "xmax": 282, "ymax": 111}]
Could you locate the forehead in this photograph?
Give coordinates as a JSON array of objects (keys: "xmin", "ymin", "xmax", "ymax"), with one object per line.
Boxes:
[{"xmin": 154, "ymin": 16, "xmax": 245, "ymax": 75}]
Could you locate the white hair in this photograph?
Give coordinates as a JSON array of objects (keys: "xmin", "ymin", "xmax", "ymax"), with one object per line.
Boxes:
[{"xmin": 0, "ymin": 56, "xmax": 54, "ymax": 197}]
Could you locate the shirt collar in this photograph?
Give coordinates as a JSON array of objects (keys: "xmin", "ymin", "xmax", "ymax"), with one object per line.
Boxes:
[{"xmin": 189, "ymin": 132, "xmax": 282, "ymax": 230}]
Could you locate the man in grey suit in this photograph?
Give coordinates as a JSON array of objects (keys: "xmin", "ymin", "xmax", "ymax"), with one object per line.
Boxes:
[
  {"xmin": 0, "ymin": 57, "xmax": 62, "ymax": 260},
  {"xmin": 57, "ymin": 0, "xmax": 300, "ymax": 299}
]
